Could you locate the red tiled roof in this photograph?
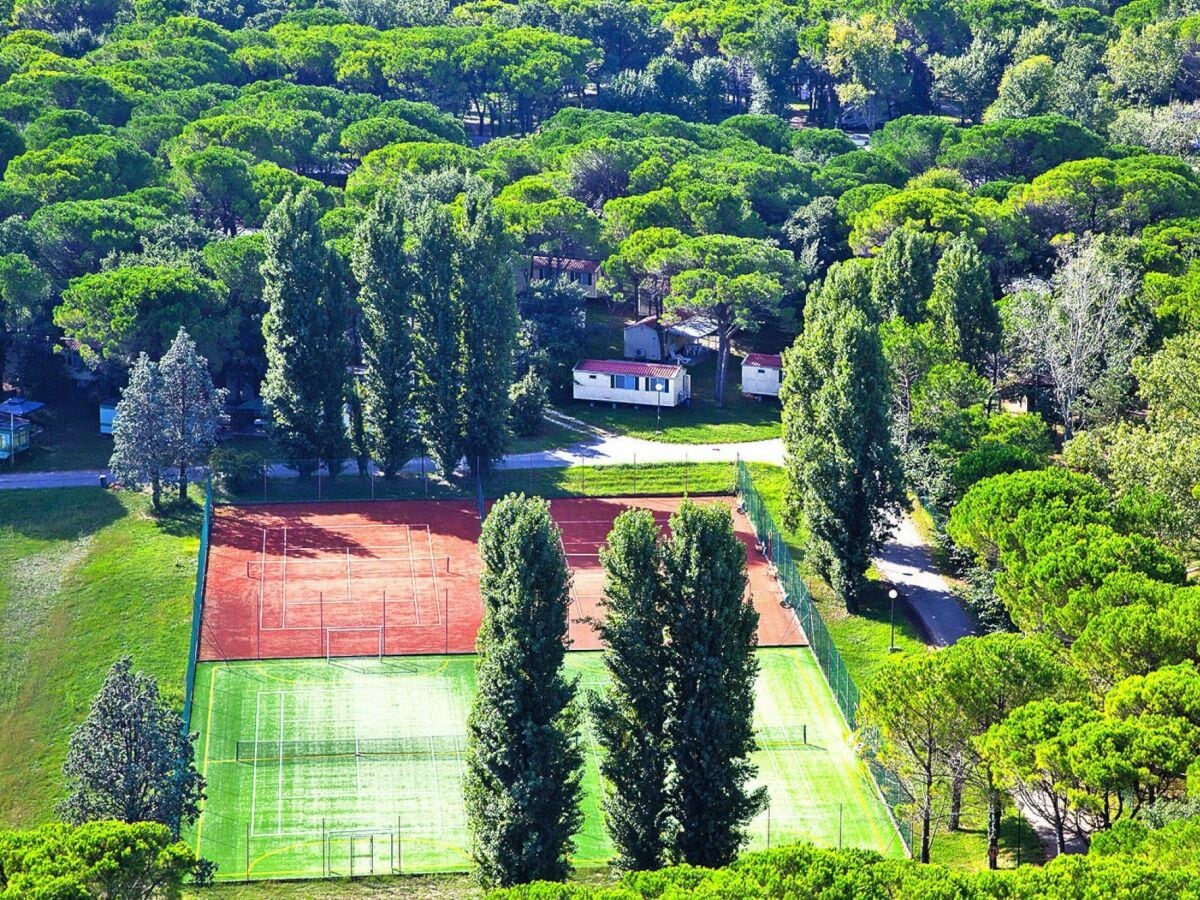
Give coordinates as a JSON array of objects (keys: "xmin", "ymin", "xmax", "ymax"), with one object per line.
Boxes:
[
  {"xmin": 744, "ymin": 353, "xmax": 783, "ymax": 369},
  {"xmin": 533, "ymin": 255, "xmax": 601, "ymax": 273},
  {"xmin": 575, "ymin": 359, "xmax": 682, "ymax": 378}
]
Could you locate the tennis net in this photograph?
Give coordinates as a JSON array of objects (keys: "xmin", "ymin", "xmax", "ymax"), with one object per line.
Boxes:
[{"xmin": 235, "ymin": 735, "xmax": 464, "ymax": 763}]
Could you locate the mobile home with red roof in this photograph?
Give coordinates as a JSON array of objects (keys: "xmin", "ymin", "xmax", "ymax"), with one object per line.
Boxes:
[{"xmin": 572, "ymin": 359, "xmax": 691, "ymax": 408}]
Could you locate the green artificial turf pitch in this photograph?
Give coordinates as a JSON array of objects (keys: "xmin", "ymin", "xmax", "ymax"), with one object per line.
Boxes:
[{"xmin": 189, "ymin": 649, "xmax": 903, "ymax": 881}]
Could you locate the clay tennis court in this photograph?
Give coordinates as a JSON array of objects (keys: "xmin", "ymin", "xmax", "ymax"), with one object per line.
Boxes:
[{"xmin": 199, "ymin": 496, "xmax": 805, "ymax": 662}]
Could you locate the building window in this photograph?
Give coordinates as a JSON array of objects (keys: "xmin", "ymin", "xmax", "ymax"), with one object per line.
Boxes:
[
  {"xmin": 587, "ymin": 374, "xmax": 597, "ymax": 380},
  {"xmin": 650, "ymin": 377, "xmax": 668, "ymax": 392},
  {"xmin": 757, "ymin": 368, "xmax": 766, "ymax": 374},
  {"xmin": 611, "ymin": 374, "xmax": 639, "ymax": 390}
]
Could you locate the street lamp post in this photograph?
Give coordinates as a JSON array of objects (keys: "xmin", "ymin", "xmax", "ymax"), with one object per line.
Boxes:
[{"xmin": 888, "ymin": 588, "xmax": 898, "ymax": 652}]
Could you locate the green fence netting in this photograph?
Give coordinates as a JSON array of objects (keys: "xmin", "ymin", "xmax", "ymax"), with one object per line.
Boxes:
[
  {"xmin": 183, "ymin": 476, "xmax": 212, "ymax": 733},
  {"xmin": 735, "ymin": 460, "xmax": 913, "ymax": 854}
]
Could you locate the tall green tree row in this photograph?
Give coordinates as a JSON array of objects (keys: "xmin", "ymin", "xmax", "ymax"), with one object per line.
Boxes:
[
  {"xmin": 783, "ymin": 263, "xmax": 904, "ymax": 610},
  {"xmin": 595, "ymin": 502, "xmax": 764, "ymax": 871},
  {"xmin": 261, "ymin": 189, "xmax": 350, "ymax": 474},
  {"xmin": 465, "ymin": 494, "xmax": 583, "ymax": 888}
]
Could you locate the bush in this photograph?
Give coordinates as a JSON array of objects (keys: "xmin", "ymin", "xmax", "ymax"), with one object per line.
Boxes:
[
  {"xmin": 510, "ymin": 368, "xmax": 549, "ymax": 437},
  {"xmin": 210, "ymin": 446, "xmax": 263, "ymax": 494}
]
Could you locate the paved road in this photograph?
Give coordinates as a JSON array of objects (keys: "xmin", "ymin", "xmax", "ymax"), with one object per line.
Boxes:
[
  {"xmin": 873, "ymin": 513, "xmax": 974, "ymax": 647},
  {"xmin": 874, "ymin": 510, "xmax": 1086, "ymax": 859}
]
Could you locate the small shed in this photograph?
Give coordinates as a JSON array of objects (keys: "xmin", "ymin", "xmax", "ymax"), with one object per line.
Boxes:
[
  {"xmin": 623, "ymin": 315, "xmax": 719, "ymax": 362},
  {"xmin": 528, "ymin": 255, "xmax": 602, "ymax": 299},
  {"xmin": 99, "ymin": 401, "xmax": 118, "ymax": 434},
  {"xmin": 0, "ymin": 415, "xmax": 32, "ymax": 459},
  {"xmin": 742, "ymin": 353, "xmax": 783, "ymax": 398},
  {"xmin": 573, "ymin": 360, "xmax": 691, "ymax": 408}
]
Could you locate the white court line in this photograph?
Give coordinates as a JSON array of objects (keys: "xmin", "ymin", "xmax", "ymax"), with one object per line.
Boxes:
[
  {"xmin": 258, "ymin": 528, "xmax": 267, "ymax": 632},
  {"xmin": 250, "ymin": 691, "xmax": 261, "ymax": 837},
  {"xmin": 426, "ymin": 525, "xmax": 443, "ymax": 626},
  {"xmin": 407, "ymin": 525, "xmax": 420, "ymax": 626},
  {"xmin": 277, "ymin": 693, "xmax": 285, "ymax": 835},
  {"xmin": 354, "ymin": 709, "xmax": 361, "ymax": 797}
]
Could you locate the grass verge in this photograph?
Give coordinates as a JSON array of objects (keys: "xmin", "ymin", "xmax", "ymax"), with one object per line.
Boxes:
[{"xmin": 0, "ymin": 488, "xmax": 198, "ymax": 826}]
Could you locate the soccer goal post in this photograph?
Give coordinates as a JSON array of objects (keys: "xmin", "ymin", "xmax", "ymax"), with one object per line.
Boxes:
[{"xmin": 325, "ymin": 626, "xmax": 383, "ymax": 661}]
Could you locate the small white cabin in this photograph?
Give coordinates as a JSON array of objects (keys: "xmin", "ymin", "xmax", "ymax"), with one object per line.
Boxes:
[
  {"xmin": 623, "ymin": 315, "xmax": 719, "ymax": 362},
  {"xmin": 526, "ymin": 255, "xmax": 602, "ymax": 299},
  {"xmin": 742, "ymin": 353, "xmax": 783, "ymax": 398},
  {"xmin": 573, "ymin": 360, "xmax": 691, "ymax": 408}
]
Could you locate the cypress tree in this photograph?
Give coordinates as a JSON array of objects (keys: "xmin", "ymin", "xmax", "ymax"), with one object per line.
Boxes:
[
  {"xmin": 109, "ymin": 353, "xmax": 169, "ymax": 511},
  {"xmin": 663, "ymin": 501, "xmax": 765, "ymax": 868},
  {"xmin": 592, "ymin": 509, "xmax": 670, "ymax": 870},
  {"xmin": 261, "ymin": 190, "xmax": 349, "ymax": 474},
  {"xmin": 783, "ymin": 278, "xmax": 904, "ymax": 610},
  {"xmin": 411, "ymin": 199, "xmax": 465, "ymax": 477},
  {"xmin": 870, "ymin": 226, "xmax": 935, "ymax": 322},
  {"xmin": 465, "ymin": 494, "xmax": 583, "ymax": 887},
  {"xmin": 352, "ymin": 189, "xmax": 418, "ymax": 477},
  {"xmin": 928, "ymin": 235, "xmax": 999, "ymax": 373},
  {"xmin": 458, "ymin": 183, "xmax": 518, "ymax": 476}
]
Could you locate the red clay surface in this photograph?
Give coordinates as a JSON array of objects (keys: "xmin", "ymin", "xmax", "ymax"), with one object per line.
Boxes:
[{"xmin": 199, "ymin": 496, "xmax": 805, "ymax": 662}]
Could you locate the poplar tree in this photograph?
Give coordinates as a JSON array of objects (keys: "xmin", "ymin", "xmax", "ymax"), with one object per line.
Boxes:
[
  {"xmin": 158, "ymin": 328, "xmax": 224, "ymax": 501},
  {"xmin": 109, "ymin": 353, "xmax": 170, "ymax": 511},
  {"xmin": 870, "ymin": 226, "xmax": 935, "ymax": 322},
  {"xmin": 261, "ymin": 190, "xmax": 349, "ymax": 474},
  {"xmin": 928, "ymin": 235, "xmax": 998, "ymax": 373},
  {"xmin": 783, "ymin": 276, "xmax": 904, "ymax": 611},
  {"xmin": 465, "ymin": 494, "xmax": 583, "ymax": 887},
  {"xmin": 411, "ymin": 199, "xmax": 464, "ymax": 477},
  {"xmin": 352, "ymin": 189, "xmax": 418, "ymax": 477},
  {"xmin": 592, "ymin": 509, "xmax": 670, "ymax": 870},
  {"xmin": 663, "ymin": 501, "xmax": 765, "ymax": 868},
  {"xmin": 458, "ymin": 184, "xmax": 518, "ymax": 475}
]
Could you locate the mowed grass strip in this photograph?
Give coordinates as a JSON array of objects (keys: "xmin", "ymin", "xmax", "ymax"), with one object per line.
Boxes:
[
  {"xmin": 0, "ymin": 488, "xmax": 199, "ymax": 826},
  {"xmin": 189, "ymin": 649, "xmax": 900, "ymax": 882}
]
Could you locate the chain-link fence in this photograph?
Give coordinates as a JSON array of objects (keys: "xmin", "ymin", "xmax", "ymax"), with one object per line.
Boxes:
[
  {"xmin": 735, "ymin": 460, "xmax": 914, "ymax": 855},
  {"xmin": 183, "ymin": 476, "xmax": 212, "ymax": 733},
  {"xmin": 211, "ymin": 450, "xmax": 739, "ymax": 509}
]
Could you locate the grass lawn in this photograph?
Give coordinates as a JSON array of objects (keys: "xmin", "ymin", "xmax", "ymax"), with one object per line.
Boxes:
[
  {"xmin": 485, "ymin": 461, "xmax": 734, "ymax": 499},
  {"xmin": 564, "ymin": 307, "xmax": 782, "ymax": 444},
  {"xmin": 0, "ymin": 488, "xmax": 199, "ymax": 826},
  {"xmin": 741, "ymin": 464, "xmax": 927, "ymax": 689},
  {"xmin": 5, "ymin": 390, "xmax": 112, "ymax": 472},
  {"xmin": 188, "ymin": 649, "xmax": 900, "ymax": 882},
  {"xmin": 928, "ymin": 784, "xmax": 1045, "ymax": 871}
]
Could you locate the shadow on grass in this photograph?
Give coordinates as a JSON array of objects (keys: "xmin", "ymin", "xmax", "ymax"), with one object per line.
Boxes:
[
  {"xmin": 0, "ymin": 486, "xmax": 125, "ymax": 542},
  {"xmin": 153, "ymin": 497, "xmax": 203, "ymax": 537}
]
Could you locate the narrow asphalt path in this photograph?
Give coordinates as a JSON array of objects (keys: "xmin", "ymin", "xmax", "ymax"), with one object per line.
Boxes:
[{"xmin": 873, "ymin": 513, "xmax": 974, "ymax": 647}]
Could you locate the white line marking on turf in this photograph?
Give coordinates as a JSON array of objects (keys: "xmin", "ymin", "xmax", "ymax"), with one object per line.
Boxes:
[{"xmin": 277, "ymin": 693, "xmax": 285, "ymax": 835}]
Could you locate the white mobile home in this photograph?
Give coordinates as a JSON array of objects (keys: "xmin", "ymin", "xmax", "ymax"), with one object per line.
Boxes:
[
  {"xmin": 573, "ymin": 360, "xmax": 691, "ymax": 408},
  {"xmin": 742, "ymin": 353, "xmax": 783, "ymax": 398},
  {"xmin": 525, "ymin": 255, "xmax": 602, "ymax": 299}
]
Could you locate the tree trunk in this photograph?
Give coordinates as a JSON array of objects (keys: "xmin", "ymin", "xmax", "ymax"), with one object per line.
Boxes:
[
  {"xmin": 151, "ymin": 475, "xmax": 162, "ymax": 513},
  {"xmin": 986, "ymin": 782, "xmax": 1001, "ymax": 870},
  {"xmin": 949, "ymin": 775, "xmax": 963, "ymax": 831},
  {"xmin": 921, "ymin": 762, "xmax": 933, "ymax": 863},
  {"xmin": 178, "ymin": 464, "xmax": 188, "ymax": 502},
  {"xmin": 716, "ymin": 330, "xmax": 730, "ymax": 407}
]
